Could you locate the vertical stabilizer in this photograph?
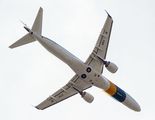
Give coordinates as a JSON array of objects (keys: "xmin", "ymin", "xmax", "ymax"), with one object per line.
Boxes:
[{"xmin": 32, "ymin": 7, "xmax": 43, "ymax": 35}]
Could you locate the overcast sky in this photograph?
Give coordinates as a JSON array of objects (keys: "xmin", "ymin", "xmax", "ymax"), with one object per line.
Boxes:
[{"xmin": 1, "ymin": 0, "xmax": 155, "ymax": 120}]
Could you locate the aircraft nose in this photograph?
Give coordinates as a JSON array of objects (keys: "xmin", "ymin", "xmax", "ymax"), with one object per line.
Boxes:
[
  {"xmin": 133, "ymin": 101, "xmax": 141, "ymax": 112},
  {"xmin": 136, "ymin": 104, "xmax": 141, "ymax": 112},
  {"xmin": 122, "ymin": 93, "xmax": 141, "ymax": 112}
]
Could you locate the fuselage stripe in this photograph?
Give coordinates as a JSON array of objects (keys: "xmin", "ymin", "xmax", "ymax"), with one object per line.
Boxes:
[
  {"xmin": 105, "ymin": 80, "xmax": 116, "ymax": 96},
  {"xmin": 113, "ymin": 85, "xmax": 126, "ymax": 102},
  {"xmin": 104, "ymin": 80, "xmax": 126, "ymax": 102}
]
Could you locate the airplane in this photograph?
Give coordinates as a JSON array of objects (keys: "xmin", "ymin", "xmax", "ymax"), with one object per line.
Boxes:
[{"xmin": 9, "ymin": 7, "xmax": 141, "ymax": 112}]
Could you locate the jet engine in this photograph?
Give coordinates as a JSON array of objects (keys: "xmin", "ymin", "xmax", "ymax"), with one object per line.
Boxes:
[
  {"xmin": 97, "ymin": 56, "xmax": 118, "ymax": 73},
  {"xmin": 104, "ymin": 61, "xmax": 118, "ymax": 73},
  {"xmin": 80, "ymin": 92, "xmax": 94, "ymax": 103}
]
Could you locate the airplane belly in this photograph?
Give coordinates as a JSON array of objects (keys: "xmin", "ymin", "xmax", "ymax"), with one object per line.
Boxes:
[{"xmin": 32, "ymin": 33, "xmax": 140, "ymax": 112}]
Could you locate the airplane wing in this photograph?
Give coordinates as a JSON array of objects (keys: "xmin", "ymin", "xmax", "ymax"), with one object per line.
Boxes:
[
  {"xmin": 85, "ymin": 13, "xmax": 113, "ymax": 74},
  {"xmin": 36, "ymin": 75, "xmax": 92, "ymax": 110}
]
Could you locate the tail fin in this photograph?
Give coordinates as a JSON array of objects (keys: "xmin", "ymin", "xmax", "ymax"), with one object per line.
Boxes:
[
  {"xmin": 9, "ymin": 7, "xmax": 43, "ymax": 49},
  {"xmin": 32, "ymin": 7, "xmax": 43, "ymax": 35}
]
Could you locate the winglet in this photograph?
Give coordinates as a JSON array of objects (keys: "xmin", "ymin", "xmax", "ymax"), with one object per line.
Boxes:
[
  {"xmin": 105, "ymin": 10, "xmax": 112, "ymax": 18},
  {"xmin": 35, "ymin": 106, "xmax": 42, "ymax": 110},
  {"xmin": 35, "ymin": 106, "xmax": 39, "ymax": 110}
]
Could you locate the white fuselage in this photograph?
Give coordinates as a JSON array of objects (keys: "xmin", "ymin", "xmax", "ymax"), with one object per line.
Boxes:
[{"xmin": 32, "ymin": 32, "xmax": 141, "ymax": 112}]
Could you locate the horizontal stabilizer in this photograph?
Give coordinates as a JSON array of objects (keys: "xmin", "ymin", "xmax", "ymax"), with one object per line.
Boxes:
[{"xmin": 9, "ymin": 33, "xmax": 36, "ymax": 49}]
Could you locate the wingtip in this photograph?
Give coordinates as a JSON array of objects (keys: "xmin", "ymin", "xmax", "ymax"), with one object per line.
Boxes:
[
  {"xmin": 9, "ymin": 44, "xmax": 15, "ymax": 49},
  {"xmin": 35, "ymin": 106, "xmax": 43, "ymax": 110},
  {"xmin": 35, "ymin": 106, "xmax": 39, "ymax": 109},
  {"xmin": 105, "ymin": 10, "xmax": 112, "ymax": 18},
  {"xmin": 39, "ymin": 7, "xmax": 43, "ymax": 11},
  {"xmin": 29, "ymin": 104, "xmax": 41, "ymax": 110},
  {"xmin": 9, "ymin": 46, "xmax": 12, "ymax": 49}
]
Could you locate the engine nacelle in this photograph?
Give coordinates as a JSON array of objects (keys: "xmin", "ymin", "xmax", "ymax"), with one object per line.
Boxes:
[
  {"xmin": 97, "ymin": 56, "xmax": 118, "ymax": 74},
  {"xmin": 105, "ymin": 61, "xmax": 118, "ymax": 73},
  {"xmin": 81, "ymin": 92, "xmax": 94, "ymax": 103}
]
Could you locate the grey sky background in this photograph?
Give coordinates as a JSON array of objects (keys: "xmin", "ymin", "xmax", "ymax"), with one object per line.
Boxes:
[{"xmin": 1, "ymin": 0, "xmax": 155, "ymax": 120}]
